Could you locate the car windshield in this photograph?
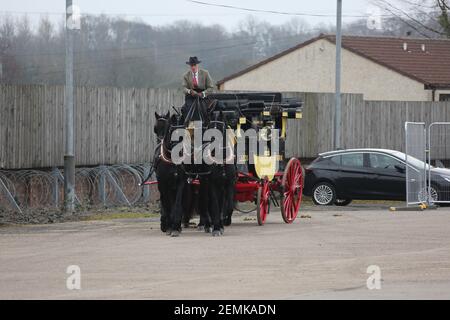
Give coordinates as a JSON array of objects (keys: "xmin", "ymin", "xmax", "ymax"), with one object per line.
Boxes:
[{"xmin": 388, "ymin": 151, "xmax": 433, "ymax": 169}]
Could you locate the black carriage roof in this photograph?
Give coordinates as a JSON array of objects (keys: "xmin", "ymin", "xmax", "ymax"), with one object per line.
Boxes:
[
  {"xmin": 209, "ymin": 92, "xmax": 282, "ymax": 102},
  {"xmin": 208, "ymin": 92, "xmax": 302, "ymax": 110}
]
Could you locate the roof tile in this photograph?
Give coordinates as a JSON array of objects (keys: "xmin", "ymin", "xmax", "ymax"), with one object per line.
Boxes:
[
  {"xmin": 218, "ymin": 34, "xmax": 450, "ymax": 87},
  {"xmin": 326, "ymin": 35, "xmax": 450, "ymax": 86}
]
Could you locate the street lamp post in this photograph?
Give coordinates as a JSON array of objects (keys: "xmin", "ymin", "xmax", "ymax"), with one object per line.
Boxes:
[
  {"xmin": 334, "ymin": 0, "xmax": 342, "ymax": 150},
  {"xmin": 64, "ymin": 0, "xmax": 79, "ymax": 212}
]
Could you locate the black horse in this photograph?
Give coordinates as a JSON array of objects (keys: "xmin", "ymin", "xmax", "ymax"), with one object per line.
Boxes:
[
  {"xmin": 153, "ymin": 108, "xmax": 211, "ymax": 236},
  {"xmin": 151, "ymin": 111, "xmax": 179, "ymax": 234},
  {"xmin": 171, "ymin": 97, "xmax": 229, "ymax": 236},
  {"xmin": 153, "ymin": 98, "xmax": 236, "ymax": 237},
  {"xmin": 153, "ymin": 111, "xmax": 216, "ymax": 237},
  {"xmin": 206, "ymin": 109, "xmax": 237, "ymax": 229}
]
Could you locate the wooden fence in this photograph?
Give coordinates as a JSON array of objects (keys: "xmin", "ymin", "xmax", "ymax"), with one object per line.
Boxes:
[
  {"xmin": 283, "ymin": 92, "xmax": 450, "ymax": 160},
  {"xmin": 1, "ymin": 84, "xmax": 450, "ymax": 169},
  {"xmin": 0, "ymin": 84, "xmax": 183, "ymax": 169}
]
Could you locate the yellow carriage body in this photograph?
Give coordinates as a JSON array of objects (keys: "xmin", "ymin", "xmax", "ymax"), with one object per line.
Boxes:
[{"xmin": 253, "ymin": 154, "xmax": 279, "ymax": 181}]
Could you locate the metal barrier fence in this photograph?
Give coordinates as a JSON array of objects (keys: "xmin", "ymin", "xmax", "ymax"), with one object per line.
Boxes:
[
  {"xmin": 0, "ymin": 164, "xmax": 157, "ymax": 212},
  {"xmin": 428, "ymin": 123, "xmax": 450, "ymax": 204},
  {"xmin": 405, "ymin": 122, "xmax": 427, "ymax": 206}
]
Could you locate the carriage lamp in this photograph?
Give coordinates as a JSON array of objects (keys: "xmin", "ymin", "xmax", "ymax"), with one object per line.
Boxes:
[
  {"xmin": 262, "ymin": 109, "xmax": 272, "ymax": 121},
  {"xmin": 281, "ymin": 107, "xmax": 303, "ymax": 119}
]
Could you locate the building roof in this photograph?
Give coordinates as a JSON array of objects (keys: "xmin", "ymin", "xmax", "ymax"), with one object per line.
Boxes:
[{"xmin": 217, "ymin": 34, "xmax": 450, "ymax": 88}]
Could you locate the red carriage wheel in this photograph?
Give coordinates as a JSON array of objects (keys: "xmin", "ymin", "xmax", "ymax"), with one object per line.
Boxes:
[
  {"xmin": 281, "ymin": 158, "xmax": 303, "ymax": 224},
  {"xmin": 256, "ymin": 178, "xmax": 270, "ymax": 226}
]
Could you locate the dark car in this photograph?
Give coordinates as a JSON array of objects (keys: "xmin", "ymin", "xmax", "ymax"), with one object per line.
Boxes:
[{"xmin": 303, "ymin": 148, "xmax": 450, "ymax": 205}]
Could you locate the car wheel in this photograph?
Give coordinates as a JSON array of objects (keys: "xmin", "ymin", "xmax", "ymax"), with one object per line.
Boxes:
[
  {"xmin": 334, "ymin": 198, "xmax": 352, "ymax": 206},
  {"xmin": 417, "ymin": 186, "xmax": 439, "ymax": 203},
  {"xmin": 312, "ymin": 182, "xmax": 336, "ymax": 205}
]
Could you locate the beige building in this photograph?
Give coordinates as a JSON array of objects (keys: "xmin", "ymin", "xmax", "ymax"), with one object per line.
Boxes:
[{"xmin": 218, "ymin": 34, "xmax": 450, "ymax": 101}]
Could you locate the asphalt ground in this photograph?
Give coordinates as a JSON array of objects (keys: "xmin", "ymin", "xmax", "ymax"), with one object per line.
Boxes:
[{"xmin": 1, "ymin": 202, "xmax": 450, "ymax": 299}]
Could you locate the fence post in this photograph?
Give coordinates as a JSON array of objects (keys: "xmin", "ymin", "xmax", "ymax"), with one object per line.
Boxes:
[
  {"xmin": 405, "ymin": 122, "xmax": 426, "ymax": 206},
  {"xmin": 56, "ymin": 169, "xmax": 81, "ymax": 207}
]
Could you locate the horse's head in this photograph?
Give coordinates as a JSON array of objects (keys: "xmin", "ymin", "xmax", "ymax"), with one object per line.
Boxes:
[{"xmin": 154, "ymin": 111, "xmax": 170, "ymax": 141}]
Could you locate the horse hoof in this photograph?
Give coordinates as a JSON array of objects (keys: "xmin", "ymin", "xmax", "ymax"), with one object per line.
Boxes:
[
  {"xmin": 171, "ymin": 230, "xmax": 180, "ymax": 237},
  {"xmin": 220, "ymin": 228, "xmax": 224, "ymax": 235},
  {"xmin": 212, "ymin": 230, "xmax": 221, "ymax": 237},
  {"xmin": 197, "ymin": 224, "xmax": 204, "ymax": 231},
  {"xmin": 205, "ymin": 226, "xmax": 212, "ymax": 233},
  {"xmin": 165, "ymin": 229, "xmax": 172, "ymax": 236},
  {"xmin": 223, "ymin": 217, "xmax": 232, "ymax": 226}
]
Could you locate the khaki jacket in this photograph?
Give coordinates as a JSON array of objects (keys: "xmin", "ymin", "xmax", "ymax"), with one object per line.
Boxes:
[{"xmin": 182, "ymin": 69, "xmax": 214, "ymax": 96}]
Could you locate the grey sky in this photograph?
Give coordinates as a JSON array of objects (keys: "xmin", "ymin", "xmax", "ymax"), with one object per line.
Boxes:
[{"xmin": 0, "ymin": 0, "xmax": 376, "ymax": 31}]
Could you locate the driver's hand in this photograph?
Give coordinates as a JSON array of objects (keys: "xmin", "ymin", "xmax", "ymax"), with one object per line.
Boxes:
[{"xmin": 190, "ymin": 90, "xmax": 197, "ymax": 97}]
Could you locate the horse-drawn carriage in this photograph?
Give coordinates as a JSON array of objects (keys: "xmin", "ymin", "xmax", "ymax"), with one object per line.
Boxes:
[
  {"xmin": 207, "ymin": 92, "xmax": 304, "ymax": 226},
  {"xmin": 143, "ymin": 92, "xmax": 304, "ymax": 235}
]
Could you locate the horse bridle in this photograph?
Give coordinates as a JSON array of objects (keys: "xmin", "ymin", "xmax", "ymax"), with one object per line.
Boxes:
[{"xmin": 155, "ymin": 117, "xmax": 169, "ymax": 142}]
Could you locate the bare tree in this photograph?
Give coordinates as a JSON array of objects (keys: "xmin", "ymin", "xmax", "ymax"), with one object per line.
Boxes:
[
  {"xmin": 437, "ymin": 0, "xmax": 450, "ymax": 37},
  {"xmin": 373, "ymin": 0, "xmax": 450, "ymax": 38},
  {"xmin": 4, "ymin": 9, "xmax": 447, "ymax": 87}
]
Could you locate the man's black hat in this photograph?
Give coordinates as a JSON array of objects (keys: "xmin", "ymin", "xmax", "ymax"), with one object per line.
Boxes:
[{"xmin": 186, "ymin": 56, "xmax": 201, "ymax": 65}]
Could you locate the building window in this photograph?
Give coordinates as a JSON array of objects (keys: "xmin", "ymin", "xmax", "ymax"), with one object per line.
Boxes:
[{"xmin": 439, "ymin": 94, "xmax": 450, "ymax": 101}]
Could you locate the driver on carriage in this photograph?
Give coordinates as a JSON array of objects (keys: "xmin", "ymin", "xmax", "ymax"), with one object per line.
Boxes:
[{"xmin": 181, "ymin": 56, "xmax": 214, "ymax": 118}]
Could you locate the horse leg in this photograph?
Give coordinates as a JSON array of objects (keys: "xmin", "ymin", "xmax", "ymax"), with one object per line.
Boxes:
[
  {"xmin": 170, "ymin": 178, "xmax": 185, "ymax": 237},
  {"xmin": 182, "ymin": 183, "xmax": 194, "ymax": 228},
  {"xmin": 223, "ymin": 166, "xmax": 237, "ymax": 226},
  {"xmin": 224, "ymin": 182, "xmax": 235, "ymax": 226},
  {"xmin": 208, "ymin": 182, "xmax": 222, "ymax": 237},
  {"xmin": 193, "ymin": 185, "xmax": 204, "ymax": 229},
  {"xmin": 195, "ymin": 184, "xmax": 204, "ymax": 228},
  {"xmin": 158, "ymin": 182, "xmax": 173, "ymax": 234},
  {"xmin": 159, "ymin": 193, "xmax": 169, "ymax": 233},
  {"xmin": 198, "ymin": 177, "xmax": 211, "ymax": 232},
  {"xmin": 217, "ymin": 182, "xmax": 225, "ymax": 234}
]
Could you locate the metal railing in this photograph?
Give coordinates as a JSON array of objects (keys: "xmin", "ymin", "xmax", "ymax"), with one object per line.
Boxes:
[
  {"xmin": 428, "ymin": 122, "xmax": 450, "ymax": 204},
  {"xmin": 405, "ymin": 122, "xmax": 427, "ymax": 206}
]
